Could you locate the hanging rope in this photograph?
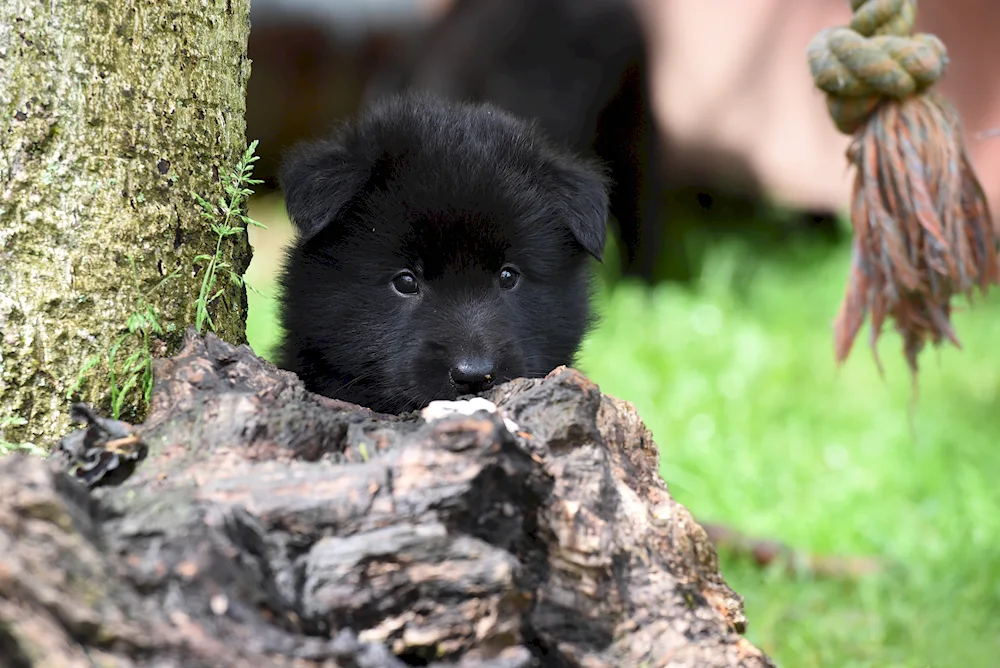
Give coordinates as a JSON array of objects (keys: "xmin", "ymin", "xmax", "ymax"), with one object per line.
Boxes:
[{"xmin": 807, "ymin": 0, "xmax": 998, "ymax": 379}]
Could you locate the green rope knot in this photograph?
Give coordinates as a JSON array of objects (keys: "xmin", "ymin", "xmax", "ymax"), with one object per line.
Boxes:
[{"xmin": 807, "ymin": 0, "xmax": 948, "ymax": 133}]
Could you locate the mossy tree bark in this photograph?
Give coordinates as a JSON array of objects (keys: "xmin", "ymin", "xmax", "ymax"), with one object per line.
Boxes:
[{"xmin": 0, "ymin": 0, "xmax": 253, "ymax": 444}]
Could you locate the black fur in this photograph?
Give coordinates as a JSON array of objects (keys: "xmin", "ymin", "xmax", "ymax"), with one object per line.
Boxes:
[{"xmin": 275, "ymin": 93, "xmax": 610, "ymax": 414}]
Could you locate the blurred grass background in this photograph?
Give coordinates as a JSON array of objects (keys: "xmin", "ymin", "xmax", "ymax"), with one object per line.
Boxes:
[{"xmin": 245, "ymin": 194, "xmax": 1000, "ymax": 668}]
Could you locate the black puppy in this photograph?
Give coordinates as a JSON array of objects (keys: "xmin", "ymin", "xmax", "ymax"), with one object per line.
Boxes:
[{"xmin": 275, "ymin": 94, "xmax": 609, "ymax": 414}]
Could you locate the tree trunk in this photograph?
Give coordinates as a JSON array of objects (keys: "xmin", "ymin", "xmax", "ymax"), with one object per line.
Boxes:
[
  {"xmin": 0, "ymin": 331, "xmax": 775, "ymax": 667},
  {"xmin": 0, "ymin": 0, "xmax": 253, "ymax": 444}
]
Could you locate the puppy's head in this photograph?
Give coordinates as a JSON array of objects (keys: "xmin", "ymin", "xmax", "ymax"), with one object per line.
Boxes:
[{"xmin": 277, "ymin": 93, "xmax": 609, "ymax": 414}]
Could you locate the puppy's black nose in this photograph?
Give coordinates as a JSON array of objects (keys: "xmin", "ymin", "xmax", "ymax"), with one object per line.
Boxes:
[{"xmin": 450, "ymin": 358, "xmax": 496, "ymax": 394}]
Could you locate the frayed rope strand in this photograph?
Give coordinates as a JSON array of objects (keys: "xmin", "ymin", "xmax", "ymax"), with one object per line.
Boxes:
[{"xmin": 807, "ymin": 0, "xmax": 998, "ymax": 382}]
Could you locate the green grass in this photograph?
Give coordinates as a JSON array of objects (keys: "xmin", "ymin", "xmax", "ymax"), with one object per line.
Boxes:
[{"xmin": 245, "ymin": 195, "xmax": 1000, "ymax": 668}]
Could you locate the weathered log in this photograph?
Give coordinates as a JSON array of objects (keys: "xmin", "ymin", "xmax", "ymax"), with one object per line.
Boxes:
[{"xmin": 0, "ymin": 330, "xmax": 774, "ymax": 667}]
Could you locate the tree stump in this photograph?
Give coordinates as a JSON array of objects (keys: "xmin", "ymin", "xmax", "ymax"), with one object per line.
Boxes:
[{"xmin": 0, "ymin": 330, "xmax": 774, "ymax": 667}]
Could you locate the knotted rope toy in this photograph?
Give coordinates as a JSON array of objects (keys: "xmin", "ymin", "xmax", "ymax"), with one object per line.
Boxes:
[{"xmin": 807, "ymin": 0, "xmax": 998, "ymax": 380}]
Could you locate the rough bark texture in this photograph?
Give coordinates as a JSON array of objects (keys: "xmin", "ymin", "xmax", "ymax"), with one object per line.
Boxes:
[
  {"xmin": 0, "ymin": 0, "xmax": 253, "ymax": 443},
  {"xmin": 0, "ymin": 330, "xmax": 774, "ymax": 667}
]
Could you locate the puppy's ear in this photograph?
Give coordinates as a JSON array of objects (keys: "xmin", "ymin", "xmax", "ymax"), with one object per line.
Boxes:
[
  {"xmin": 280, "ymin": 139, "xmax": 368, "ymax": 243},
  {"xmin": 549, "ymin": 157, "xmax": 610, "ymax": 262}
]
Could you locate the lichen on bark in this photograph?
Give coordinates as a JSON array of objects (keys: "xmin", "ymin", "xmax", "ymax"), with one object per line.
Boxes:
[{"xmin": 0, "ymin": 0, "xmax": 253, "ymax": 444}]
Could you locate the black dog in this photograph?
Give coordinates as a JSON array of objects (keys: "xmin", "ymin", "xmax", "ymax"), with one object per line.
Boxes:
[{"xmin": 275, "ymin": 94, "xmax": 609, "ymax": 414}]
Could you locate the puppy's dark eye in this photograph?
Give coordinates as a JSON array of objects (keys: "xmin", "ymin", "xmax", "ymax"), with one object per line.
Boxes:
[
  {"xmin": 391, "ymin": 271, "xmax": 419, "ymax": 295},
  {"xmin": 499, "ymin": 266, "xmax": 520, "ymax": 290}
]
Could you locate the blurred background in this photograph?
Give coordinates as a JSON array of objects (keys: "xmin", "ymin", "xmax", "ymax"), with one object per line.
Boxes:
[{"xmin": 242, "ymin": 1, "xmax": 1000, "ymax": 665}]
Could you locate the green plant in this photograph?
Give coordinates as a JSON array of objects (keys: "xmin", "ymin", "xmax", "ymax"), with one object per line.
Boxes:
[
  {"xmin": 0, "ymin": 416, "xmax": 44, "ymax": 456},
  {"xmin": 66, "ymin": 141, "xmax": 266, "ymax": 422},
  {"xmin": 75, "ymin": 257, "xmax": 177, "ymax": 420},
  {"xmin": 107, "ymin": 290, "xmax": 164, "ymax": 418},
  {"xmin": 192, "ymin": 139, "xmax": 267, "ymax": 334}
]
